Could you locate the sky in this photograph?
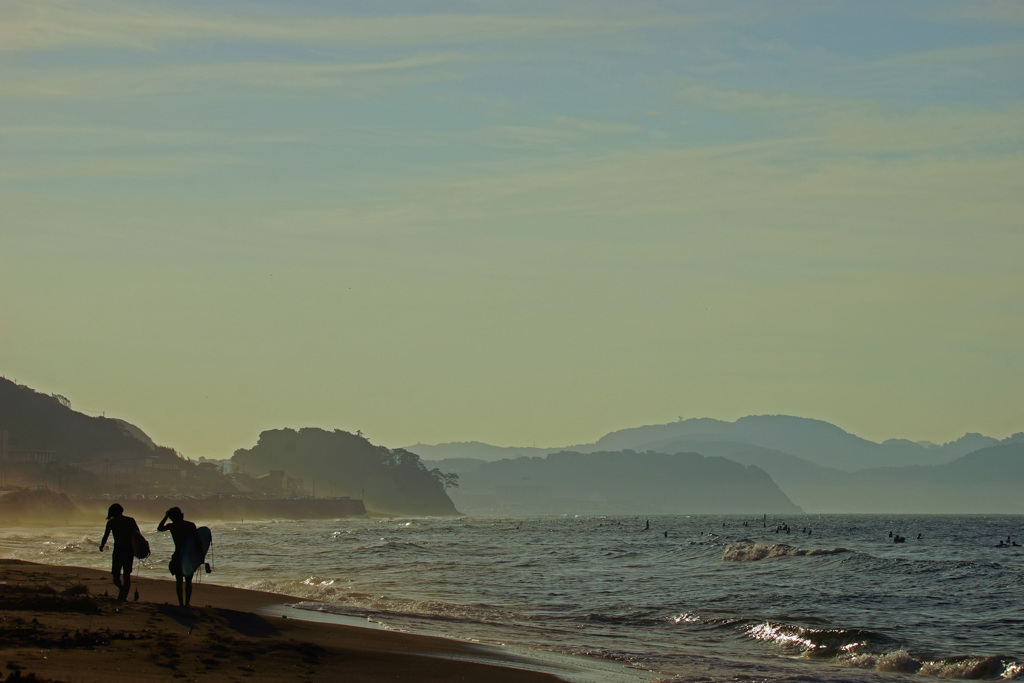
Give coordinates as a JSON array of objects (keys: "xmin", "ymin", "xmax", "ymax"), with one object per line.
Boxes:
[{"xmin": 2, "ymin": 0, "xmax": 1022, "ymax": 459}]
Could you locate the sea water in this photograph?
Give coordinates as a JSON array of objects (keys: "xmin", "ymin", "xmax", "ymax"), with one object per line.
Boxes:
[{"xmin": 3, "ymin": 514, "xmax": 1022, "ymax": 682}]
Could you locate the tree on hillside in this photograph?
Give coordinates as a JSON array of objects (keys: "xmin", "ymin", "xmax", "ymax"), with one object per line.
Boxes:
[{"xmin": 430, "ymin": 468, "xmax": 459, "ymax": 491}]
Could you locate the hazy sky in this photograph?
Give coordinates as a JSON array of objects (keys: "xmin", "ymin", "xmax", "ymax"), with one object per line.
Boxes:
[{"xmin": 2, "ymin": 1, "xmax": 1022, "ymax": 458}]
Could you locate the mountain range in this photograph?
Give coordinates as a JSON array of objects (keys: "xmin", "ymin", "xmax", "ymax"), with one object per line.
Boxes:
[
  {"xmin": 4, "ymin": 374, "xmax": 1019, "ymax": 516},
  {"xmin": 445, "ymin": 449, "xmax": 801, "ymax": 516},
  {"xmin": 412, "ymin": 416, "xmax": 1024, "ymax": 514},
  {"xmin": 0, "ymin": 377, "xmax": 455, "ymax": 518}
]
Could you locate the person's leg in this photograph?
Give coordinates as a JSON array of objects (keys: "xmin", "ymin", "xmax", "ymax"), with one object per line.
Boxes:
[
  {"xmin": 120, "ymin": 567, "xmax": 131, "ymax": 601},
  {"xmin": 184, "ymin": 576, "xmax": 193, "ymax": 607},
  {"xmin": 112, "ymin": 553, "xmax": 129, "ymax": 598},
  {"xmin": 111, "ymin": 555, "xmax": 122, "ymax": 589},
  {"xmin": 175, "ymin": 575, "xmax": 184, "ymax": 607}
]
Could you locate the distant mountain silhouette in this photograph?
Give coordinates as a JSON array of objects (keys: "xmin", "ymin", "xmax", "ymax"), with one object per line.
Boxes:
[
  {"xmin": 413, "ymin": 416, "xmax": 1022, "ymax": 472},
  {"xmin": 413, "ymin": 416, "xmax": 1023, "ymax": 513},
  {"xmin": 645, "ymin": 440, "xmax": 1022, "ymax": 513},
  {"xmin": 232, "ymin": 428, "xmax": 460, "ymax": 517},
  {"xmin": 932, "ymin": 432, "xmax": 1003, "ymax": 459},
  {"xmin": 587, "ymin": 415, "xmax": 1009, "ymax": 471},
  {"xmin": 1, "ymin": 378, "xmax": 456, "ymax": 518},
  {"xmin": 644, "ymin": 439, "xmax": 848, "ymax": 509},
  {"xmin": 435, "ymin": 450, "xmax": 801, "ymax": 516},
  {"xmin": 831, "ymin": 443, "xmax": 1024, "ymax": 513},
  {"xmin": 0, "ymin": 378, "xmax": 157, "ymax": 463},
  {"xmin": 406, "ymin": 441, "xmax": 555, "ymax": 462},
  {"xmin": 6, "ymin": 376, "xmax": 1018, "ymax": 516},
  {"xmin": 0, "ymin": 377, "xmax": 183, "ymax": 495}
]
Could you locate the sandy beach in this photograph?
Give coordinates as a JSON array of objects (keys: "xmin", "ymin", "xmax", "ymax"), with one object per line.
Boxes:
[{"xmin": 0, "ymin": 559, "xmax": 573, "ymax": 682}]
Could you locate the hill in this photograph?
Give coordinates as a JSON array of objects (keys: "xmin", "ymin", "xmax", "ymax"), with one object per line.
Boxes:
[
  {"xmin": 834, "ymin": 443, "xmax": 1024, "ymax": 513},
  {"xmin": 0, "ymin": 377, "xmax": 200, "ymax": 496},
  {"xmin": 232, "ymin": 428, "xmax": 460, "ymax": 517},
  {"xmin": 437, "ymin": 449, "xmax": 801, "ymax": 516},
  {"xmin": 404, "ymin": 441, "xmax": 558, "ymax": 462},
  {"xmin": 413, "ymin": 415, "xmax": 1022, "ymax": 472},
  {"xmin": 655, "ymin": 439, "xmax": 1024, "ymax": 513},
  {"xmin": 0, "ymin": 377, "xmax": 454, "ymax": 518},
  {"xmin": 587, "ymin": 415, "xmax": 1007, "ymax": 471},
  {"xmin": 413, "ymin": 416, "xmax": 1024, "ymax": 513}
]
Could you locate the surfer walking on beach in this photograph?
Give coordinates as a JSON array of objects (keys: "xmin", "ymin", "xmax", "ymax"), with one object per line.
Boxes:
[
  {"xmin": 98, "ymin": 503, "xmax": 140, "ymax": 602},
  {"xmin": 158, "ymin": 507, "xmax": 198, "ymax": 608}
]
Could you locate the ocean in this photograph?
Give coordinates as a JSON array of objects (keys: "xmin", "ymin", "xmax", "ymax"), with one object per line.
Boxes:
[{"xmin": 3, "ymin": 513, "xmax": 1022, "ymax": 682}]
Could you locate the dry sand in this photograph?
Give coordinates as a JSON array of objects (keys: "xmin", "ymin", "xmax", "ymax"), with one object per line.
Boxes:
[{"xmin": 0, "ymin": 559, "xmax": 578, "ymax": 682}]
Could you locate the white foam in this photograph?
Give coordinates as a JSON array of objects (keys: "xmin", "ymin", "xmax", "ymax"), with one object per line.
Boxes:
[{"xmin": 722, "ymin": 539, "xmax": 849, "ymax": 562}]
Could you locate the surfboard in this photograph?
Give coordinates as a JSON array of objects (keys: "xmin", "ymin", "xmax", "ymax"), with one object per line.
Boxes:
[
  {"xmin": 181, "ymin": 526, "xmax": 212, "ymax": 578},
  {"xmin": 131, "ymin": 530, "xmax": 150, "ymax": 559}
]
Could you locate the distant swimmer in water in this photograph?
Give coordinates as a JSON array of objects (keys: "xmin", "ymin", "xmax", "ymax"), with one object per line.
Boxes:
[
  {"xmin": 917, "ymin": 533, "xmax": 921, "ymax": 540},
  {"xmin": 645, "ymin": 520, "xmax": 650, "ymax": 531}
]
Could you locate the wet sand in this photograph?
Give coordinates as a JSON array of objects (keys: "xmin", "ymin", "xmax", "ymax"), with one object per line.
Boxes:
[{"xmin": 0, "ymin": 559, "xmax": 574, "ymax": 682}]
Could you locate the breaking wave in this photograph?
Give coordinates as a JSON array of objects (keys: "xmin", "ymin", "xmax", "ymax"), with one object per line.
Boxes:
[
  {"xmin": 722, "ymin": 539, "xmax": 850, "ymax": 562},
  {"xmin": 744, "ymin": 620, "xmax": 892, "ymax": 657},
  {"xmin": 744, "ymin": 620, "xmax": 1023, "ymax": 679},
  {"xmin": 843, "ymin": 651, "xmax": 1023, "ymax": 679}
]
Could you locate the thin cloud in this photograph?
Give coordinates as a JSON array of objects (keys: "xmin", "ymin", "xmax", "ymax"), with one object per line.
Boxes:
[
  {"xmin": 258, "ymin": 139, "xmax": 1023, "ymax": 244},
  {"xmin": 0, "ymin": 2, "xmax": 690, "ymax": 52},
  {"xmin": 926, "ymin": 0, "xmax": 1024, "ymax": 26},
  {"xmin": 669, "ymin": 76, "xmax": 1024, "ymax": 158},
  {"xmin": 671, "ymin": 76, "xmax": 836, "ymax": 116},
  {"xmin": 869, "ymin": 41, "xmax": 1024, "ymax": 68},
  {"xmin": 452, "ymin": 117, "xmax": 642, "ymax": 152},
  {"xmin": 0, "ymin": 153, "xmax": 239, "ymax": 181},
  {"xmin": 2, "ymin": 53, "xmax": 461, "ymax": 98}
]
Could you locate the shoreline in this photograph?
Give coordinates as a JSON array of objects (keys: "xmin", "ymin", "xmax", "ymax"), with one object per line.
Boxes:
[{"xmin": 0, "ymin": 559, "xmax": 637, "ymax": 682}]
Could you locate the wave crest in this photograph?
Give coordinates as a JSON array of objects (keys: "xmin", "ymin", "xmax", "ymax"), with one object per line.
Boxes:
[
  {"xmin": 722, "ymin": 539, "xmax": 849, "ymax": 562},
  {"xmin": 745, "ymin": 620, "xmax": 1023, "ymax": 679},
  {"xmin": 744, "ymin": 620, "xmax": 883, "ymax": 657},
  {"xmin": 843, "ymin": 651, "xmax": 1023, "ymax": 680}
]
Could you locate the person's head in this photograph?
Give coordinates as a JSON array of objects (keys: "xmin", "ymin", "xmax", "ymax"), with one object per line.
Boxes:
[
  {"xmin": 166, "ymin": 507, "xmax": 184, "ymax": 522},
  {"xmin": 106, "ymin": 503, "xmax": 124, "ymax": 520}
]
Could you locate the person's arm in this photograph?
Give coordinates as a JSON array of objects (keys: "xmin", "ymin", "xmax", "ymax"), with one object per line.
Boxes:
[
  {"xmin": 99, "ymin": 521, "xmax": 111, "ymax": 551},
  {"xmin": 157, "ymin": 513, "xmax": 170, "ymax": 532}
]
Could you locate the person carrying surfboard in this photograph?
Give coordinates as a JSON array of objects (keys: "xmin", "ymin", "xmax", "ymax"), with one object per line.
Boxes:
[
  {"xmin": 99, "ymin": 503, "xmax": 140, "ymax": 602},
  {"xmin": 157, "ymin": 507, "xmax": 198, "ymax": 608}
]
